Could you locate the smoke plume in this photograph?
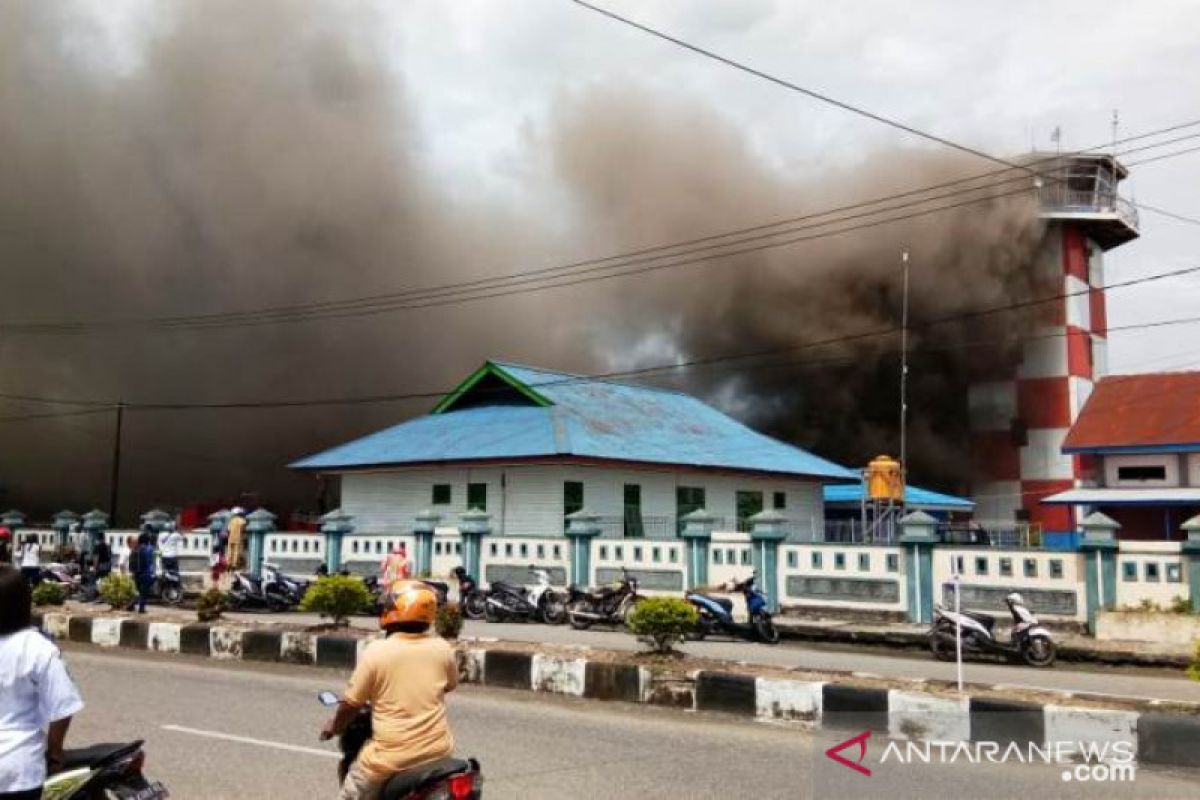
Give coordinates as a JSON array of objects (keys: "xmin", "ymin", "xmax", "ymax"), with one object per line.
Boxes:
[{"xmin": 0, "ymin": 3, "xmax": 1052, "ymax": 521}]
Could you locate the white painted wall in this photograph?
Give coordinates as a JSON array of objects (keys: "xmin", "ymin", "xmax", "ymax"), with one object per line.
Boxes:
[
  {"xmin": 1020, "ymin": 428, "xmax": 1074, "ymax": 481},
  {"xmin": 1102, "ymin": 454, "xmax": 1181, "ymax": 488},
  {"xmin": 932, "ymin": 547, "xmax": 1086, "ymax": 621},
  {"xmin": 339, "ymin": 463, "xmax": 824, "ymax": 540},
  {"xmin": 779, "ymin": 543, "xmax": 906, "ymax": 611},
  {"xmin": 1115, "ymin": 540, "xmax": 1187, "ymax": 608}
]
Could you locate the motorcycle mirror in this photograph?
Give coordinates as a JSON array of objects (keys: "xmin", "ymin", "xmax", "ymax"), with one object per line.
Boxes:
[{"xmin": 317, "ymin": 690, "xmax": 340, "ymax": 707}]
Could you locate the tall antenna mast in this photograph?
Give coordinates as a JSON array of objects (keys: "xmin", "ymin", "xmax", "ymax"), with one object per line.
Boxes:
[{"xmin": 899, "ymin": 250, "xmax": 910, "ymax": 494}]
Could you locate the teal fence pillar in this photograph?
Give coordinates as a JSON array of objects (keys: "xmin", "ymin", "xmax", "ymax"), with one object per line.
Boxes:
[
  {"xmin": 1, "ymin": 509, "xmax": 26, "ymax": 537},
  {"xmin": 82, "ymin": 509, "xmax": 110, "ymax": 553},
  {"xmin": 1079, "ymin": 511, "xmax": 1120, "ymax": 633},
  {"xmin": 245, "ymin": 508, "xmax": 277, "ymax": 578},
  {"xmin": 1180, "ymin": 515, "xmax": 1200, "ymax": 614},
  {"xmin": 319, "ymin": 509, "xmax": 354, "ymax": 574},
  {"xmin": 899, "ymin": 510, "xmax": 940, "ymax": 624},
  {"xmin": 458, "ymin": 509, "xmax": 492, "ymax": 582},
  {"xmin": 748, "ymin": 510, "xmax": 788, "ymax": 613},
  {"xmin": 412, "ymin": 510, "xmax": 442, "ymax": 578},
  {"xmin": 565, "ymin": 508, "xmax": 602, "ymax": 587},
  {"xmin": 139, "ymin": 509, "xmax": 172, "ymax": 540},
  {"xmin": 52, "ymin": 510, "xmax": 78, "ymax": 552},
  {"xmin": 680, "ymin": 509, "xmax": 715, "ymax": 589}
]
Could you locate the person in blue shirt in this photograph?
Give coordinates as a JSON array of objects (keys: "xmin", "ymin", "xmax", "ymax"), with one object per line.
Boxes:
[{"xmin": 130, "ymin": 529, "xmax": 157, "ymax": 614}]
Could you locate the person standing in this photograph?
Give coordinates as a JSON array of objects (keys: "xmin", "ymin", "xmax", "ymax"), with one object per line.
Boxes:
[
  {"xmin": 17, "ymin": 535, "xmax": 40, "ymax": 588},
  {"xmin": 158, "ymin": 522, "xmax": 183, "ymax": 576},
  {"xmin": 0, "ymin": 566, "xmax": 85, "ymax": 800},
  {"xmin": 226, "ymin": 508, "xmax": 247, "ymax": 572},
  {"xmin": 117, "ymin": 536, "xmax": 136, "ymax": 576},
  {"xmin": 0, "ymin": 527, "xmax": 11, "ymax": 567},
  {"xmin": 131, "ymin": 531, "xmax": 156, "ymax": 614},
  {"xmin": 379, "ymin": 542, "xmax": 411, "ymax": 592}
]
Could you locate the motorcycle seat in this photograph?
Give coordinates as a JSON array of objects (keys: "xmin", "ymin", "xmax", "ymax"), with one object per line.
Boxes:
[
  {"xmin": 689, "ymin": 593, "xmax": 733, "ymax": 612},
  {"xmin": 962, "ymin": 610, "xmax": 996, "ymax": 629},
  {"xmin": 380, "ymin": 757, "xmax": 472, "ymax": 800},
  {"xmin": 490, "ymin": 580, "xmax": 523, "ymax": 595},
  {"xmin": 61, "ymin": 741, "xmax": 142, "ymax": 770}
]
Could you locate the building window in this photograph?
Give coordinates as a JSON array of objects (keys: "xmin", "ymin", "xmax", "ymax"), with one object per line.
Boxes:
[
  {"xmin": 736, "ymin": 491, "xmax": 764, "ymax": 531},
  {"xmin": 624, "ymin": 484, "xmax": 644, "ymax": 538},
  {"xmin": 633, "ymin": 546, "xmax": 643, "ymax": 562},
  {"xmin": 564, "ymin": 481, "xmax": 584, "ymax": 520},
  {"xmin": 740, "ymin": 550, "xmax": 751, "ymax": 566},
  {"xmin": 787, "ymin": 551, "xmax": 798, "ymax": 569},
  {"xmin": 599, "ymin": 545, "xmax": 608, "ymax": 560},
  {"xmin": 812, "ymin": 551, "xmax": 823, "ymax": 569},
  {"xmin": 652, "ymin": 547, "xmax": 661, "ymax": 563},
  {"xmin": 1117, "ymin": 465, "xmax": 1167, "ymax": 482},
  {"xmin": 504, "ymin": 543, "xmax": 513, "ymax": 557},
  {"xmin": 1145, "ymin": 562, "xmax": 1160, "ymax": 582},
  {"xmin": 1122, "ymin": 562, "xmax": 1138, "ymax": 582},
  {"xmin": 886, "ymin": 554, "xmax": 899, "ymax": 573},
  {"xmin": 1049, "ymin": 559, "xmax": 1064, "ymax": 579},
  {"xmin": 999, "ymin": 558, "xmax": 1012, "ymax": 577},
  {"xmin": 455, "ymin": 543, "xmax": 462, "ymax": 554},
  {"xmin": 432, "ymin": 484, "xmax": 452, "ymax": 505},
  {"xmin": 954, "ymin": 556, "xmax": 965, "ymax": 575},
  {"xmin": 467, "ymin": 482, "xmax": 487, "ymax": 511},
  {"xmin": 488, "ymin": 543, "xmax": 497, "ymax": 556},
  {"xmin": 858, "ymin": 553, "xmax": 870, "ymax": 572},
  {"xmin": 726, "ymin": 548, "xmax": 735, "ymax": 564},
  {"xmin": 1167, "ymin": 563, "xmax": 1183, "ymax": 583},
  {"xmin": 676, "ymin": 486, "xmax": 706, "ymax": 535},
  {"xmin": 536, "ymin": 544, "xmax": 545, "ymax": 559},
  {"xmin": 713, "ymin": 549, "xmax": 723, "ymax": 565},
  {"xmin": 1024, "ymin": 558, "xmax": 1038, "ymax": 578},
  {"xmin": 773, "ymin": 491, "xmax": 786, "ymax": 510},
  {"xmin": 669, "ymin": 548, "xmax": 678, "ymax": 563},
  {"xmin": 553, "ymin": 545, "xmax": 561, "ymax": 559},
  {"xmin": 834, "ymin": 552, "xmax": 846, "ymax": 570},
  {"xmin": 975, "ymin": 557, "xmax": 988, "ymax": 576},
  {"xmin": 519, "ymin": 543, "xmax": 528, "ymax": 558},
  {"xmin": 615, "ymin": 546, "xmax": 624, "ymax": 560}
]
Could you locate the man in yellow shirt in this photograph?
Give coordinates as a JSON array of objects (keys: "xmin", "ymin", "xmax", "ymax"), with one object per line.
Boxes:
[
  {"xmin": 226, "ymin": 507, "xmax": 247, "ymax": 571},
  {"xmin": 320, "ymin": 581, "xmax": 458, "ymax": 800}
]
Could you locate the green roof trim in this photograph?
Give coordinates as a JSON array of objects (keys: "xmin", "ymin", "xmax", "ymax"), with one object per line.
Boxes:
[{"xmin": 431, "ymin": 361, "xmax": 554, "ymax": 414}]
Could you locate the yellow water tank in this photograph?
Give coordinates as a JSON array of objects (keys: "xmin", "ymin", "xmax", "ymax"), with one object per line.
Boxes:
[{"xmin": 866, "ymin": 455, "xmax": 904, "ymax": 502}]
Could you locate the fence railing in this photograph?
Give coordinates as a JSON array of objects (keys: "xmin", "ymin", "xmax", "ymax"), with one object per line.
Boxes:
[
  {"xmin": 592, "ymin": 514, "xmax": 676, "ymax": 540},
  {"xmin": 938, "ymin": 523, "xmax": 1042, "ymax": 548}
]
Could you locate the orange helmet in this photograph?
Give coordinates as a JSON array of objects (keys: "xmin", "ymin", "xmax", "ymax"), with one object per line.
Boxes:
[{"xmin": 379, "ymin": 580, "xmax": 438, "ymax": 628}]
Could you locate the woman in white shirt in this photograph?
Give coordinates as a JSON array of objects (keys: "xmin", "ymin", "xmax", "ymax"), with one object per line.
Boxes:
[
  {"xmin": 0, "ymin": 566, "xmax": 84, "ymax": 799},
  {"xmin": 18, "ymin": 536, "xmax": 40, "ymax": 588}
]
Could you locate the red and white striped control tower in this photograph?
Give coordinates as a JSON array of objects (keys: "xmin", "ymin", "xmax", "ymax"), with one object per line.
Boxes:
[{"xmin": 969, "ymin": 154, "xmax": 1139, "ymax": 544}]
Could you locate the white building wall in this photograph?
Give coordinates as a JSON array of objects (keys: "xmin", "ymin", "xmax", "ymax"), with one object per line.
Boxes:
[
  {"xmin": 1102, "ymin": 454, "xmax": 1182, "ymax": 488},
  {"xmin": 339, "ymin": 463, "xmax": 823, "ymax": 540},
  {"xmin": 1019, "ymin": 428, "xmax": 1074, "ymax": 481}
]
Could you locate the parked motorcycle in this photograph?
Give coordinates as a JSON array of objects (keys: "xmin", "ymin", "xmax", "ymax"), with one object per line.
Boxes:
[
  {"xmin": 227, "ymin": 564, "xmax": 295, "ymax": 612},
  {"xmin": 265, "ymin": 563, "xmax": 310, "ymax": 605},
  {"xmin": 930, "ymin": 591, "xmax": 1057, "ymax": 667},
  {"xmin": 484, "ymin": 567, "xmax": 565, "ymax": 624},
  {"xmin": 317, "ymin": 690, "xmax": 481, "ymax": 799},
  {"xmin": 565, "ymin": 567, "xmax": 643, "ymax": 630},
  {"xmin": 42, "ymin": 739, "xmax": 168, "ymax": 799},
  {"xmin": 452, "ymin": 567, "xmax": 487, "ymax": 620},
  {"xmin": 685, "ymin": 573, "xmax": 780, "ymax": 644},
  {"xmin": 39, "ymin": 562, "xmax": 83, "ymax": 597},
  {"xmin": 141, "ymin": 564, "xmax": 185, "ymax": 606}
]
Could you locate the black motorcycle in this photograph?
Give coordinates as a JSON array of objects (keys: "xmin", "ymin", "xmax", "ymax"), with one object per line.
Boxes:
[
  {"xmin": 317, "ymin": 691, "xmax": 481, "ymax": 799},
  {"xmin": 482, "ymin": 568, "xmax": 564, "ymax": 624},
  {"xmin": 565, "ymin": 568, "xmax": 643, "ymax": 630},
  {"xmin": 452, "ymin": 567, "xmax": 487, "ymax": 620},
  {"xmin": 42, "ymin": 740, "xmax": 168, "ymax": 799},
  {"xmin": 143, "ymin": 565, "xmax": 185, "ymax": 606},
  {"xmin": 227, "ymin": 565, "xmax": 294, "ymax": 612}
]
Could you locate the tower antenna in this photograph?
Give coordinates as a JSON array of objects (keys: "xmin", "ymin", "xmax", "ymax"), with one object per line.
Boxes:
[{"xmin": 899, "ymin": 250, "xmax": 910, "ymax": 494}]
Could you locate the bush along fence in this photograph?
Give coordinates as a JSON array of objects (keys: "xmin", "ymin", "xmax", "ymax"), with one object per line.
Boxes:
[
  {"xmin": 13, "ymin": 506, "xmax": 1200, "ymax": 633},
  {"xmin": 38, "ymin": 609, "xmax": 1200, "ymax": 770}
]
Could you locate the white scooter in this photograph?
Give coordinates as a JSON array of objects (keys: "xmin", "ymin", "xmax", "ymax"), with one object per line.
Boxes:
[
  {"xmin": 484, "ymin": 566, "xmax": 565, "ymax": 624},
  {"xmin": 930, "ymin": 591, "xmax": 1057, "ymax": 667}
]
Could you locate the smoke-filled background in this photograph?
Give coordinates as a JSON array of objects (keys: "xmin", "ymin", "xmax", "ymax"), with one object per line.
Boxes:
[{"xmin": 2, "ymin": 0, "xmax": 1190, "ymax": 523}]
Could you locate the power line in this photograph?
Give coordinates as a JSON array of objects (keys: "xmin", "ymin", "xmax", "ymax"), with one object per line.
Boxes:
[
  {"xmin": 0, "ymin": 407, "xmax": 114, "ymax": 424},
  {"xmin": 6, "ymin": 121, "xmax": 1200, "ymax": 335},
  {"xmin": 3, "ymin": 263, "xmax": 1199, "ymax": 411}
]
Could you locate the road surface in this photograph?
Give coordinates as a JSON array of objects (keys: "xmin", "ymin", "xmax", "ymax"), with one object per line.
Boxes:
[
  {"xmin": 219, "ymin": 611, "xmax": 1200, "ymax": 703},
  {"xmin": 62, "ymin": 649, "xmax": 1198, "ymax": 799}
]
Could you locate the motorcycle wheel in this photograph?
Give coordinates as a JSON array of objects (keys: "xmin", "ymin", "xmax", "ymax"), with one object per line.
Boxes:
[
  {"xmin": 929, "ymin": 621, "xmax": 957, "ymax": 661},
  {"xmin": 162, "ymin": 584, "xmax": 184, "ymax": 606},
  {"xmin": 484, "ymin": 600, "xmax": 503, "ymax": 623},
  {"xmin": 540, "ymin": 594, "xmax": 567, "ymax": 625},
  {"xmin": 266, "ymin": 594, "xmax": 290, "ymax": 613},
  {"xmin": 684, "ymin": 616, "xmax": 710, "ymax": 641},
  {"xmin": 752, "ymin": 614, "xmax": 780, "ymax": 645},
  {"xmin": 567, "ymin": 600, "xmax": 592, "ymax": 630},
  {"xmin": 463, "ymin": 592, "xmax": 487, "ymax": 621},
  {"xmin": 1022, "ymin": 634, "xmax": 1057, "ymax": 667}
]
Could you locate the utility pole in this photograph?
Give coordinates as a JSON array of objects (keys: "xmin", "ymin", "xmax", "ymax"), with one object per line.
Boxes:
[
  {"xmin": 899, "ymin": 250, "xmax": 910, "ymax": 493},
  {"xmin": 109, "ymin": 401, "xmax": 124, "ymax": 525}
]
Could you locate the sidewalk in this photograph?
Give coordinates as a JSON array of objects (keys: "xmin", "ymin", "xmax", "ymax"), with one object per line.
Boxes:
[{"xmin": 775, "ymin": 616, "xmax": 1194, "ymax": 667}]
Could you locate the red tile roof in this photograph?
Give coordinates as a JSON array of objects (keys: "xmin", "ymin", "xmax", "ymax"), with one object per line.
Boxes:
[{"xmin": 1063, "ymin": 372, "xmax": 1200, "ymax": 451}]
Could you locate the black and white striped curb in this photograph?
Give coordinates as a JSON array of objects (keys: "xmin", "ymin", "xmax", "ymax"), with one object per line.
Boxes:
[{"xmin": 38, "ymin": 612, "xmax": 1199, "ymax": 769}]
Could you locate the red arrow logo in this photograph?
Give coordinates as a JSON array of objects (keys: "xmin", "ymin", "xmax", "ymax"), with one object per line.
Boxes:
[{"xmin": 824, "ymin": 731, "xmax": 872, "ymax": 776}]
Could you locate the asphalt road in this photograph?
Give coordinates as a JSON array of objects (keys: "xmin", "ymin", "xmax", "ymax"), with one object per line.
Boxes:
[
  {"xmin": 223, "ymin": 610, "xmax": 1200, "ymax": 704},
  {"xmin": 62, "ymin": 649, "xmax": 1199, "ymax": 800}
]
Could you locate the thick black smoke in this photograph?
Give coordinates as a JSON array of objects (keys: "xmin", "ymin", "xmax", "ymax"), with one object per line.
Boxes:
[{"xmin": 0, "ymin": 4, "xmax": 1052, "ymax": 522}]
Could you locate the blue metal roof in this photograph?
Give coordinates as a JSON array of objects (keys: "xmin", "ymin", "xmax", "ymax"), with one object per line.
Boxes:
[
  {"xmin": 823, "ymin": 483, "xmax": 975, "ymax": 510},
  {"xmin": 292, "ymin": 361, "xmax": 856, "ymax": 480}
]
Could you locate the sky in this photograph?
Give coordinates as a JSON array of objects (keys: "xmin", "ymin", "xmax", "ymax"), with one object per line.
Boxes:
[{"xmin": 3, "ymin": 0, "xmax": 1200, "ymax": 518}]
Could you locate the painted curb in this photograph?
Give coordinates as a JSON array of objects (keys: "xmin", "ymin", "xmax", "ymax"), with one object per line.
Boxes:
[{"xmin": 41, "ymin": 613, "xmax": 1200, "ymax": 768}]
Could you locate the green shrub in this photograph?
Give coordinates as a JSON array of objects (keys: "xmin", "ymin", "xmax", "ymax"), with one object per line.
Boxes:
[
  {"xmin": 301, "ymin": 575, "xmax": 371, "ymax": 627},
  {"xmin": 1170, "ymin": 595, "xmax": 1192, "ymax": 615},
  {"xmin": 98, "ymin": 574, "xmax": 137, "ymax": 611},
  {"xmin": 627, "ymin": 597, "xmax": 699, "ymax": 654},
  {"xmin": 1190, "ymin": 639, "xmax": 1200, "ymax": 683},
  {"xmin": 196, "ymin": 587, "xmax": 228, "ymax": 622},
  {"xmin": 436, "ymin": 603, "xmax": 463, "ymax": 640},
  {"xmin": 32, "ymin": 582, "xmax": 68, "ymax": 607}
]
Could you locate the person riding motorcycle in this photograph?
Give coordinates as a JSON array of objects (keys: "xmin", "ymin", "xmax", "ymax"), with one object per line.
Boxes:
[{"xmin": 319, "ymin": 581, "xmax": 458, "ymax": 800}]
